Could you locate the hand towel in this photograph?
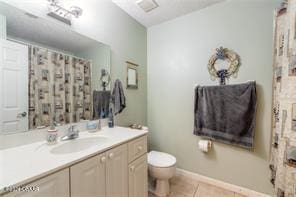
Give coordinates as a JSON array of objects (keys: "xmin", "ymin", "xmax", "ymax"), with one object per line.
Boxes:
[
  {"xmin": 111, "ymin": 79, "xmax": 126, "ymax": 115},
  {"xmin": 93, "ymin": 90, "xmax": 111, "ymax": 119}
]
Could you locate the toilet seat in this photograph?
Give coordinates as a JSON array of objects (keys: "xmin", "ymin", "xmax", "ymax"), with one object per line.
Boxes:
[{"xmin": 148, "ymin": 151, "xmax": 176, "ymax": 168}]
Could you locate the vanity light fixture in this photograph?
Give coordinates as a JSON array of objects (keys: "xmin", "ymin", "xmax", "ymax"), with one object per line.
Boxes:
[{"xmin": 47, "ymin": 0, "xmax": 83, "ymax": 25}]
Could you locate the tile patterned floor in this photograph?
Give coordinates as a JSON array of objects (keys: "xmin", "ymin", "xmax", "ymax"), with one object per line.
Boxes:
[{"xmin": 148, "ymin": 174, "xmax": 247, "ymax": 197}]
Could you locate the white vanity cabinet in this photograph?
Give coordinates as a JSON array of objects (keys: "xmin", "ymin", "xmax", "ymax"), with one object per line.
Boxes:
[
  {"xmin": 2, "ymin": 135, "xmax": 148, "ymax": 197},
  {"xmin": 128, "ymin": 154, "xmax": 148, "ymax": 197},
  {"xmin": 71, "ymin": 144, "xmax": 128, "ymax": 197},
  {"xmin": 106, "ymin": 144, "xmax": 128, "ymax": 197},
  {"xmin": 128, "ymin": 135, "xmax": 148, "ymax": 197},
  {"xmin": 70, "ymin": 153, "xmax": 106, "ymax": 197},
  {"xmin": 71, "ymin": 144, "xmax": 130, "ymax": 197},
  {"xmin": 3, "ymin": 169, "xmax": 69, "ymax": 197}
]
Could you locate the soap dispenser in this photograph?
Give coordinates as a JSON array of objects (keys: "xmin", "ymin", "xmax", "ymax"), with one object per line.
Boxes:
[
  {"xmin": 47, "ymin": 124, "xmax": 58, "ymax": 144},
  {"xmin": 108, "ymin": 108, "xmax": 114, "ymax": 128}
]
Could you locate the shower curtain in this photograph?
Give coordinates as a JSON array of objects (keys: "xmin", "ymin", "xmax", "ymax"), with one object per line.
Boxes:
[
  {"xmin": 28, "ymin": 46, "xmax": 92, "ymax": 129},
  {"xmin": 270, "ymin": 0, "xmax": 296, "ymax": 196}
]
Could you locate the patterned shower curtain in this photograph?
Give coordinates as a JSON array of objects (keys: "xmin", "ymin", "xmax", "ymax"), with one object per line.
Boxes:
[
  {"xmin": 270, "ymin": 0, "xmax": 296, "ymax": 196},
  {"xmin": 29, "ymin": 46, "xmax": 92, "ymax": 129}
]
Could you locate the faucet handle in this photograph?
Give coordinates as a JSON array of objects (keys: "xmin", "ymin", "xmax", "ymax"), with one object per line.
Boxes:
[
  {"xmin": 53, "ymin": 121, "xmax": 61, "ymax": 127},
  {"xmin": 68, "ymin": 125, "xmax": 79, "ymax": 133},
  {"xmin": 70, "ymin": 125, "xmax": 77, "ymax": 129}
]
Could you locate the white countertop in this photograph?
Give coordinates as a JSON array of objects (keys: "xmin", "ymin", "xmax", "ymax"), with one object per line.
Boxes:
[{"xmin": 0, "ymin": 126, "xmax": 148, "ymax": 193}]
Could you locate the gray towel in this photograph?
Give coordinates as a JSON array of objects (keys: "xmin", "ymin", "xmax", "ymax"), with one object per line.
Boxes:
[
  {"xmin": 111, "ymin": 79, "xmax": 126, "ymax": 115},
  {"xmin": 194, "ymin": 81, "xmax": 257, "ymax": 148},
  {"xmin": 93, "ymin": 90, "xmax": 111, "ymax": 119},
  {"xmin": 287, "ymin": 146, "xmax": 296, "ymax": 163}
]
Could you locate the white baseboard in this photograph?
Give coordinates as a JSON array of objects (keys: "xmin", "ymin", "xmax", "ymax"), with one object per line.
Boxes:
[{"xmin": 176, "ymin": 168, "xmax": 271, "ymax": 197}]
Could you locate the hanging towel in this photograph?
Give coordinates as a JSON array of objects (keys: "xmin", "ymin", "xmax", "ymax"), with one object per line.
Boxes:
[
  {"xmin": 287, "ymin": 146, "xmax": 296, "ymax": 164},
  {"xmin": 111, "ymin": 79, "xmax": 126, "ymax": 115},
  {"xmin": 93, "ymin": 90, "xmax": 111, "ymax": 119},
  {"xmin": 193, "ymin": 81, "xmax": 257, "ymax": 149}
]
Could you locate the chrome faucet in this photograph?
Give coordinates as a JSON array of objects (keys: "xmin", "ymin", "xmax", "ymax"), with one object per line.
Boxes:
[{"xmin": 61, "ymin": 125, "xmax": 79, "ymax": 141}]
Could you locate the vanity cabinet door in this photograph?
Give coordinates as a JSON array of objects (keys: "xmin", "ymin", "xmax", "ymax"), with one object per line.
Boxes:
[
  {"xmin": 106, "ymin": 144, "xmax": 128, "ymax": 197},
  {"xmin": 70, "ymin": 153, "xmax": 106, "ymax": 197},
  {"xmin": 128, "ymin": 154, "xmax": 148, "ymax": 197},
  {"xmin": 3, "ymin": 168, "xmax": 69, "ymax": 197}
]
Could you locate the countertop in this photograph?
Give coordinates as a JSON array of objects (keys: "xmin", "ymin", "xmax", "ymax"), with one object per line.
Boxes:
[{"xmin": 0, "ymin": 126, "xmax": 148, "ymax": 194}]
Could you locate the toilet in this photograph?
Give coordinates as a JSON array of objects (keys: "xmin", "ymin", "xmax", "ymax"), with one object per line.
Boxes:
[{"xmin": 148, "ymin": 151, "xmax": 177, "ymax": 197}]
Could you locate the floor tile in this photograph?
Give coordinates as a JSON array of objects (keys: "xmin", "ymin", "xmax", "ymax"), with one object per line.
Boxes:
[
  {"xmin": 150, "ymin": 175, "xmax": 242, "ymax": 197},
  {"xmin": 148, "ymin": 192, "xmax": 158, "ymax": 197},
  {"xmin": 170, "ymin": 174, "xmax": 199, "ymax": 196},
  {"xmin": 170, "ymin": 174, "xmax": 199, "ymax": 187},
  {"xmin": 194, "ymin": 182, "xmax": 235, "ymax": 197},
  {"xmin": 168, "ymin": 191, "xmax": 195, "ymax": 197},
  {"xmin": 234, "ymin": 193, "xmax": 247, "ymax": 197}
]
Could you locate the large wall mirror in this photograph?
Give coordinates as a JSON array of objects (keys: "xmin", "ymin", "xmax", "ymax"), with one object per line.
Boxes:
[{"xmin": 0, "ymin": 2, "xmax": 111, "ymax": 134}]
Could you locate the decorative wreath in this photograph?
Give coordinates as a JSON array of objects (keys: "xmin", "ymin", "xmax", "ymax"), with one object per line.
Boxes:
[
  {"xmin": 208, "ymin": 47, "xmax": 241, "ymax": 85},
  {"xmin": 100, "ymin": 69, "xmax": 111, "ymax": 90}
]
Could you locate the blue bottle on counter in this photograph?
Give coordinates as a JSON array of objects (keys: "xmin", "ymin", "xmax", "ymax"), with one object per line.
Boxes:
[{"xmin": 108, "ymin": 108, "xmax": 114, "ymax": 128}]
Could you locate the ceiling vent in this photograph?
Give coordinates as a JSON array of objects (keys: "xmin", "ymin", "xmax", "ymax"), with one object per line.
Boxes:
[{"xmin": 136, "ymin": 0, "xmax": 159, "ymax": 13}]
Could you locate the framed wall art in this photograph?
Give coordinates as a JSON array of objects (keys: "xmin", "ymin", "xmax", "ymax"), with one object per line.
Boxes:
[{"xmin": 126, "ymin": 61, "xmax": 138, "ymax": 89}]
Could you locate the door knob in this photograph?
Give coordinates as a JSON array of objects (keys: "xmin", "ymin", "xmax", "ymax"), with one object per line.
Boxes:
[
  {"xmin": 100, "ymin": 156, "xmax": 106, "ymax": 163},
  {"xmin": 108, "ymin": 153, "xmax": 114, "ymax": 159},
  {"xmin": 137, "ymin": 146, "xmax": 143, "ymax": 152},
  {"xmin": 17, "ymin": 112, "xmax": 27, "ymax": 118}
]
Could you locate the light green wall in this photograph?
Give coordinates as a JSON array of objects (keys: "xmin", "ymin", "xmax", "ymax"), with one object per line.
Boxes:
[
  {"xmin": 147, "ymin": 0, "xmax": 279, "ymax": 194},
  {"xmin": 75, "ymin": 43, "xmax": 111, "ymax": 92},
  {"xmin": 0, "ymin": 14, "xmax": 6, "ymax": 39}
]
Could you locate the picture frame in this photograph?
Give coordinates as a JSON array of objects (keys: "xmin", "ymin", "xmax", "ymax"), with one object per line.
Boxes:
[{"xmin": 126, "ymin": 61, "xmax": 138, "ymax": 89}]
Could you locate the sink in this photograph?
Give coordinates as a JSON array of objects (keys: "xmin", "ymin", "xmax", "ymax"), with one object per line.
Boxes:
[{"xmin": 50, "ymin": 136, "xmax": 108, "ymax": 154}]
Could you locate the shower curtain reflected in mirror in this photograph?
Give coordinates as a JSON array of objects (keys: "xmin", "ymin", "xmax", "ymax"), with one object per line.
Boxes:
[{"xmin": 28, "ymin": 46, "xmax": 92, "ymax": 129}]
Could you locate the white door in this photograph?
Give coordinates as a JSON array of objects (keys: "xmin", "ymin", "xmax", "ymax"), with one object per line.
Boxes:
[{"xmin": 0, "ymin": 39, "xmax": 28, "ymax": 134}]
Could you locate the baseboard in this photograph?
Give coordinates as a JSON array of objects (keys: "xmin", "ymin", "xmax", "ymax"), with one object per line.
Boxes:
[{"xmin": 176, "ymin": 168, "xmax": 271, "ymax": 197}]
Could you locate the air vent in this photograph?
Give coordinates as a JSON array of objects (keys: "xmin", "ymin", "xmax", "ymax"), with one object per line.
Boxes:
[{"xmin": 136, "ymin": 0, "xmax": 158, "ymax": 13}]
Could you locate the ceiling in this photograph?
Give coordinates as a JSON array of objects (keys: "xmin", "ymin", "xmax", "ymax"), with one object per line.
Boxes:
[
  {"xmin": 112, "ymin": 0, "xmax": 224, "ymax": 27},
  {"xmin": 0, "ymin": 2, "xmax": 104, "ymax": 54}
]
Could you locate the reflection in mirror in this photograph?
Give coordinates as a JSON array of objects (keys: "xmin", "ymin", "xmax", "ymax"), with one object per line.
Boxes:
[
  {"xmin": 126, "ymin": 61, "xmax": 138, "ymax": 89},
  {"xmin": 100, "ymin": 69, "xmax": 111, "ymax": 91},
  {"xmin": 128, "ymin": 68, "xmax": 137, "ymax": 86},
  {"xmin": 0, "ymin": 2, "xmax": 111, "ymax": 134}
]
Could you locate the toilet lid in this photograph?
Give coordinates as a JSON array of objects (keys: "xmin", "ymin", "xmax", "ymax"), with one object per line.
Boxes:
[{"xmin": 148, "ymin": 151, "xmax": 176, "ymax": 167}]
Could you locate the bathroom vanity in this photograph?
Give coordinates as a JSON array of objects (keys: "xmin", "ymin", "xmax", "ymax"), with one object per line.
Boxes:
[
  {"xmin": 0, "ymin": 127, "xmax": 148, "ymax": 197},
  {"xmin": 0, "ymin": 3, "xmax": 148, "ymax": 197}
]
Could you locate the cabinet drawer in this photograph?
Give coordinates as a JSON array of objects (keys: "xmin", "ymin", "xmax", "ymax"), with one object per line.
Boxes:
[{"xmin": 128, "ymin": 135, "xmax": 147, "ymax": 162}]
